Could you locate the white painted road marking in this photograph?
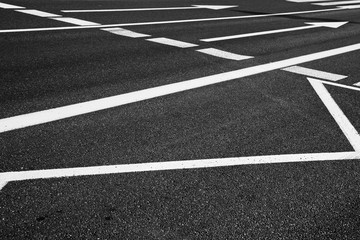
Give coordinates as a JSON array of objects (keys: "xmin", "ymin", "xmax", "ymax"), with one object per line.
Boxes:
[
  {"xmin": 0, "ymin": 2, "xmax": 24, "ymax": 9},
  {"xmin": 309, "ymin": 78, "xmax": 360, "ymax": 152},
  {"xmin": 287, "ymin": 0, "xmax": 332, "ymax": 2},
  {"xmin": 354, "ymin": 82, "xmax": 360, "ymax": 87},
  {"xmin": 1, "ymin": 43, "xmax": 360, "ymax": 133},
  {"xmin": 0, "ymin": 7, "xmax": 353, "ymax": 33},
  {"xmin": 314, "ymin": 79, "xmax": 360, "ymax": 92},
  {"xmin": 52, "ymin": 17, "xmax": 100, "ymax": 26},
  {"xmin": 147, "ymin": 37, "xmax": 198, "ymax": 48},
  {"xmin": 201, "ymin": 22, "xmax": 348, "ymax": 42},
  {"xmin": 101, "ymin": 27, "xmax": 150, "ymax": 38},
  {"xmin": 338, "ymin": 4, "xmax": 360, "ymax": 8},
  {"xmin": 62, "ymin": 5, "xmax": 238, "ymax": 12},
  {"xmin": 197, "ymin": 48, "xmax": 253, "ymax": 61},
  {"xmin": 15, "ymin": 9, "xmax": 61, "ymax": 18},
  {"xmin": 1, "ymin": 151, "xmax": 360, "ymax": 190},
  {"xmin": 314, "ymin": 0, "xmax": 360, "ymax": 6},
  {"xmin": 283, "ymin": 66, "xmax": 347, "ymax": 81}
]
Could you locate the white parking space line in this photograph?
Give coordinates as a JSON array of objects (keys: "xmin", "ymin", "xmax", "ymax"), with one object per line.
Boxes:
[
  {"xmin": 52, "ymin": 17, "xmax": 100, "ymax": 26},
  {"xmin": 15, "ymin": 9, "xmax": 61, "ymax": 18},
  {"xmin": 287, "ymin": 0, "xmax": 332, "ymax": 2},
  {"xmin": 101, "ymin": 27, "xmax": 150, "ymax": 38},
  {"xmin": 312, "ymin": 79, "xmax": 360, "ymax": 91},
  {"xmin": 314, "ymin": 0, "xmax": 360, "ymax": 6},
  {"xmin": 0, "ymin": 8, "xmax": 349, "ymax": 33},
  {"xmin": 201, "ymin": 22, "xmax": 347, "ymax": 42},
  {"xmin": 338, "ymin": 4, "xmax": 360, "ymax": 8},
  {"xmin": 1, "ymin": 151, "xmax": 359, "ymax": 190},
  {"xmin": 0, "ymin": 2, "xmax": 24, "ymax": 9},
  {"xmin": 147, "ymin": 37, "xmax": 198, "ymax": 48},
  {"xmin": 197, "ymin": 48, "xmax": 253, "ymax": 61},
  {"xmin": 1, "ymin": 43, "xmax": 360, "ymax": 133},
  {"xmin": 283, "ymin": 66, "xmax": 347, "ymax": 81},
  {"xmin": 309, "ymin": 78, "xmax": 360, "ymax": 152},
  {"xmin": 62, "ymin": 5, "xmax": 238, "ymax": 12}
]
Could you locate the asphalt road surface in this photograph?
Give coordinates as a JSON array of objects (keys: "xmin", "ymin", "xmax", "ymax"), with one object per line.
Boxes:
[{"xmin": 1, "ymin": 0, "xmax": 360, "ymax": 238}]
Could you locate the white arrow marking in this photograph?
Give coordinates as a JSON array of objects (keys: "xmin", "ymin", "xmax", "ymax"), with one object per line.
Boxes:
[
  {"xmin": 201, "ymin": 22, "xmax": 348, "ymax": 42},
  {"xmin": 61, "ymin": 5, "xmax": 237, "ymax": 13}
]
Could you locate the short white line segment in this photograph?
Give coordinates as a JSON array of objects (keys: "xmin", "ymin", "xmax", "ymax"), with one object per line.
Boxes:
[
  {"xmin": 201, "ymin": 22, "xmax": 348, "ymax": 42},
  {"xmin": 16, "ymin": 9, "xmax": 61, "ymax": 18},
  {"xmin": 62, "ymin": 5, "xmax": 238, "ymax": 12},
  {"xmin": 309, "ymin": 78, "xmax": 360, "ymax": 152},
  {"xmin": 354, "ymin": 82, "xmax": 360, "ymax": 87},
  {"xmin": 1, "ymin": 152, "xmax": 359, "ymax": 190},
  {"xmin": 197, "ymin": 48, "xmax": 253, "ymax": 61},
  {"xmin": 313, "ymin": 79, "xmax": 360, "ymax": 92},
  {"xmin": 52, "ymin": 17, "xmax": 100, "ymax": 26},
  {"xmin": 1, "ymin": 43, "xmax": 360, "ymax": 133},
  {"xmin": 101, "ymin": 27, "xmax": 150, "ymax": 38},
  {"xmin": 0, "ymin": 2, "xmax": 24, "ymax": 9},
  {"xmin": 147, "ymin": 37, "xmax": 198, "ymax": 48},
  {"xmin": 283, "ymin": 66, "xmax": 347, "ymax": 81}
]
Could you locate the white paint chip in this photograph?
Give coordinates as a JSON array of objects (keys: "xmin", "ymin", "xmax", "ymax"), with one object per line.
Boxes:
[
  {"xmin": 101, "ymin": 27, "xmax": 150, "ymax": 38},
  {"xmin": 147, "ymin": 37, "xmax": 198, "ymax": 48},
  {"xmin": 283, "ymin": 66, "xmax": 347, "ymax": 81},
  {"xmin": 197, "ymin": 48, "xmax": 253, "ymax": 61},
  {"xmin": 53, "ymin": 17, "xmax": 100, "ymax": 26},
  {"xmin": 16, "ymin": 9, "xmax": 61, "ymax": 18},
  {"xmin": 0, "ymin": 2, "xmax": 24, "ymax": 9}
]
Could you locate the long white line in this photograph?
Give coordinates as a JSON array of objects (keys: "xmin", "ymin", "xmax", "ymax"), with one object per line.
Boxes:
[
  {"xmin": 314, "ymin": 79, "xmax": 360, "ymax": 91},
  {"xmin": 283, "ymin": 66, "xmax": 347, "ymax": 81},
  {"xmin": 314, "ymin": 0, "xmax": 360, "ymax": 6},
  {"xmin": 287, "ymin": 0, "xmax": 332, "ymax": 2},
  {"xmin": 0, "ymin": 7, "xmax": 346, "ymax": 33},
  {"xmin": 1, "ymin": 151, "xmax": 359, "ymax": 190},
  {"xmin": 61, "ymin": 5, "xmax": 238, "ymax": 13},
  {"xmin": 1, "ymin": 43, "xmax": 360, "ymax": 133},
  {"xmin": 309, "ymin": 78, "xmax": 360, "ymax": 152}
]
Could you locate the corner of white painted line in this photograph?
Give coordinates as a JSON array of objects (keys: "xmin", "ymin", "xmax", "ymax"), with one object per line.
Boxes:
[{"xmin": 0, "ymin": 181, "xmax": 8, "ymax": 191}]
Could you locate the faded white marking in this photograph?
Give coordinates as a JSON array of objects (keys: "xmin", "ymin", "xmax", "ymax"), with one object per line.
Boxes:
[
  {"xmin": 101, "ymin": 27, "xmax": 150, "ymax": 38},
  {"xmin": 309, "ymin": 78, "xmax": 360, "ymax": 152},
  {"xmin": 16, "ymin": 9, "xmax": 61, "ymax": 18},
  {"xmin": 52, "ymin": 17, "xmax": 100, "ymax": 26},
  {"xmin": 1, "ymin": 43, "xmax": 360, "ymax": 133},
  {"xmin": 62, "ymin": 5, "xmax": 238, "ymax": 12},
  {"xmin": 0, "ymin": 2, "xmax": 24, "ymax": 9},
  {"xmin": 197, "ymin": 48, "xmax": 253, "ymax": 61},
  {"xmin": 0, "ymin": 8, "xmax": 348, "ymax": 33},
  {"xmin": 201, "ymin": 22, "xmax": 348, "ymax": 42},
  {"xmin": 314, "ymin": 0, "xmax": 360, "ymax": 6},
  {"xmin": 283, "ymin": 66, "xmax": 347, "ymax": 81},
  {"xmin": 147, "ymin": 37, "xmax": 198, "ymax": 48},
  {"xmin": 1, "ymin": 152, "xmax": 359, "ymax": 190}
]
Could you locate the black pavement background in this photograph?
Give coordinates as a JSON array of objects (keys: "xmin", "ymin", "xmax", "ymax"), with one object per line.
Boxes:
[{"xmin": 1, "ymin": 0, "xmax": 360, "ymax": 238}]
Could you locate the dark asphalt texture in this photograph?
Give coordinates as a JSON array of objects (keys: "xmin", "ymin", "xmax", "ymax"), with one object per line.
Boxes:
[{"xmin": 1, "ymin": 0, "xmax": 360, "ymax": 238}]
